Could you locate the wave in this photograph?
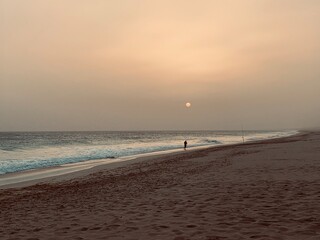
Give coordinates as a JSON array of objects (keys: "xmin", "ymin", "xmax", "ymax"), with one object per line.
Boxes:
[{"xmin": 202, "ymin": 139, "xmax": 222, "ymax": 144}]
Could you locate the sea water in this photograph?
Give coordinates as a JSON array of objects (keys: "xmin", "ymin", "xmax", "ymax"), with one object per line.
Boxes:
[{"xmin": 0, "ymin": 130, "xmax": 297, "ymax": 175}]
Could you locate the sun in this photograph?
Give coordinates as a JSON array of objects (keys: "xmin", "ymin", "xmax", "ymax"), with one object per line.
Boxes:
[{"xmin": 185, "ymin": 102, "xmax": 191, "ymax": 108}]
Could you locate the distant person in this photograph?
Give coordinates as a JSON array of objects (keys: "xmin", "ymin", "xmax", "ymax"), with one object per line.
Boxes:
[{"xmin": 184, "ymin": 140, "xmax": 187, "ymax": 149}]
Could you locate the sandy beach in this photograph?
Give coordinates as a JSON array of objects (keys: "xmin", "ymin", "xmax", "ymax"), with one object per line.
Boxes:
[{"xmin": 0, "ymin": 131, "xmax": 320, "ymax": 240}]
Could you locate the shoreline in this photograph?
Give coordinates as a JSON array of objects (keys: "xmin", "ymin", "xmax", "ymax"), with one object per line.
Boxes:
[
  {"xmin": 0, "ymin": 131, "xmax": 301, "ymax": 189},
  {"xmin": 0, "ymin": 144, "xmax": 218, "ymax": 189}
]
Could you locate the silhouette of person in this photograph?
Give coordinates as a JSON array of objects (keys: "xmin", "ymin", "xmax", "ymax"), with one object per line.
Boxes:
[{"xmin": 184, "ymin": 140, "xmax": 187, "ymax": 149}]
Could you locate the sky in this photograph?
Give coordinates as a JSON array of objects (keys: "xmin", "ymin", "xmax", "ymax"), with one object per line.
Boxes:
[{"xmin": 1, "ymin": 0, "xmax": 320, "ymax": 131}]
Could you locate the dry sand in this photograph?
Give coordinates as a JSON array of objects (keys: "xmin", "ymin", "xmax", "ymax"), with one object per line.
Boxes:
[{"xmin": 0, "ymin": 132, "xmax": 320, "ymax": 240}]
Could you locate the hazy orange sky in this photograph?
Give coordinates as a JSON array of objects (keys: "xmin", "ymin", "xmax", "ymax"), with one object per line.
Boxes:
[{"xmin": 1, "ymin": 0, "xmax": 320, "ymax": 131}]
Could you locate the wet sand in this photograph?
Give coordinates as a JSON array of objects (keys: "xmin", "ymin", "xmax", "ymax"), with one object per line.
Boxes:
[{"xmin": 0, "ymin": 132, "xmax": 320, "ymax": 239}]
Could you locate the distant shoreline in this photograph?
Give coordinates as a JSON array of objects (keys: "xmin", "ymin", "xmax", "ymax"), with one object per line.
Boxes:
[{"xmin": 0, "ymin": 130, "xmax": 301, "ymax": 189}]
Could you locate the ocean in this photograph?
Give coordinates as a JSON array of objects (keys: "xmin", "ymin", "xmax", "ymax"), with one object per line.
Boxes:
[{"xmin": 0, "ymin": 130, "xmax": 297, "ymax": 175}]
